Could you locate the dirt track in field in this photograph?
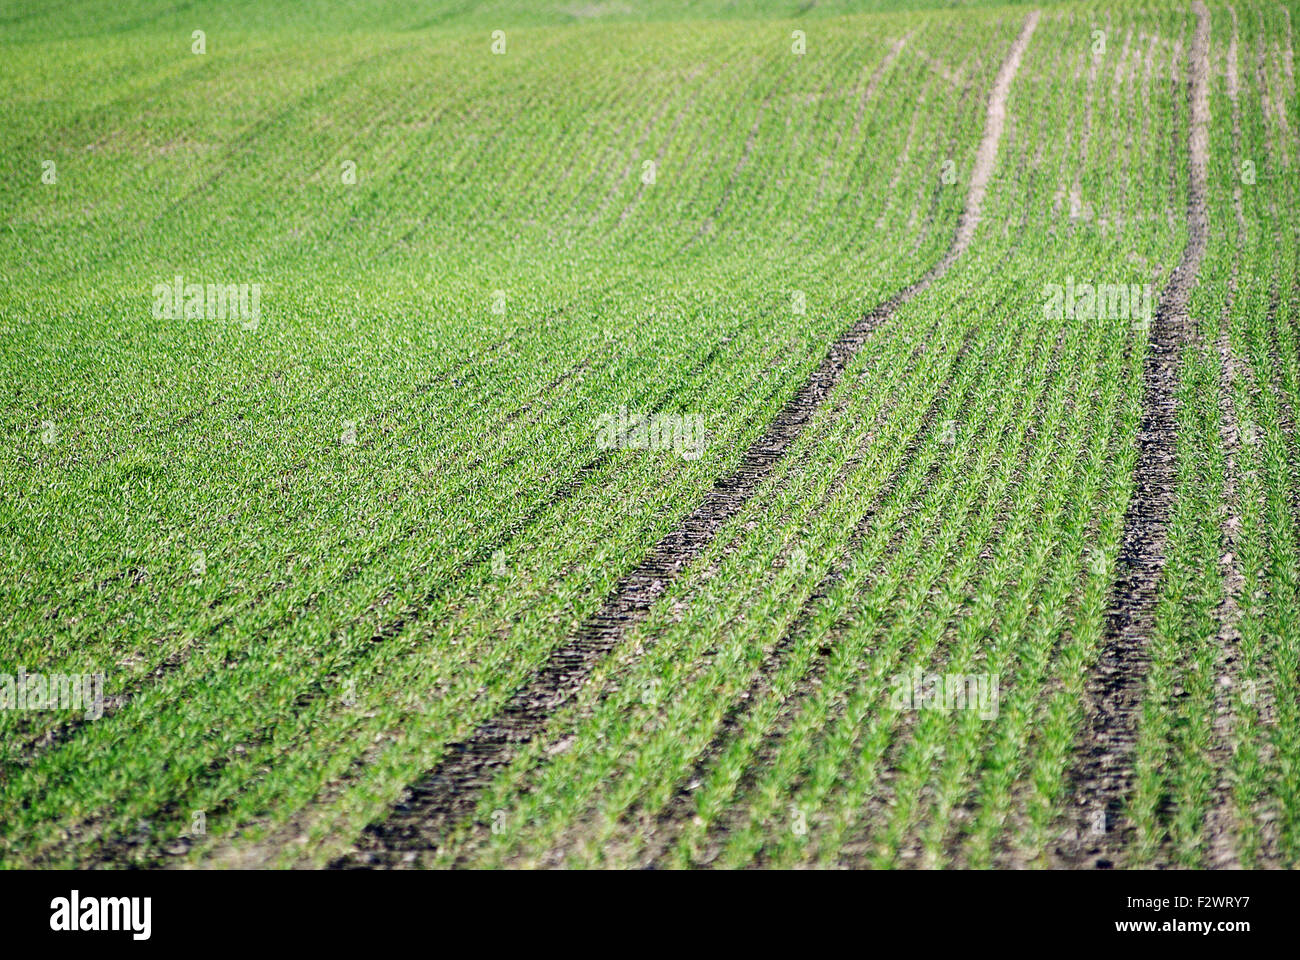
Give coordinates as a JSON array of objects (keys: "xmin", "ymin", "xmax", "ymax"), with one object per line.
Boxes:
[
  {"xmin": 335, "ymin": 10, "xmax": 1042, "ymax": 869},
  {"xmin": 1058, "ymin": 0, "xmax": 1211, "ymax": 869}
]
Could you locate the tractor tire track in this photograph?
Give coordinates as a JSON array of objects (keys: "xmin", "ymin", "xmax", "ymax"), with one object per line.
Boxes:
[
  {"xmin": 334, "ymin": 10, "xmax": 1041, "ymax": 869},
  {"xmin": 1060, "ymin": 1, "xmax": 1211, "ymax": 869}
]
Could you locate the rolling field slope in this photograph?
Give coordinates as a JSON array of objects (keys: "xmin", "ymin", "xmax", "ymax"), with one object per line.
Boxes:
[{"xmin": 1, "ymin": 0, "xmax": 1298, "ymax": 870}]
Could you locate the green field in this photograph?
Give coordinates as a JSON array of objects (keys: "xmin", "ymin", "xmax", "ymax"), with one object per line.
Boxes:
[{"xmin": 2, "ymin": 0, "xmax": 1298, "ymax": 870}]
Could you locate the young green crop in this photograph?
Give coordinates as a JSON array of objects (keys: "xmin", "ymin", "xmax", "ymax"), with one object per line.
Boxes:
[{"xmin": 3, "ymin": 0, "xmax": 1299, "ymax": 870}]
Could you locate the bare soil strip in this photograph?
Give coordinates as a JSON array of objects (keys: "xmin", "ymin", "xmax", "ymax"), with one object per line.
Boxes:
[
  {"xmin": 335, "ymin": 11, "xmax": 1041, "ymax": 869},
  {"xmin": 1061, "ymin": 1, "xmax": 1211, "ymax": 869}
]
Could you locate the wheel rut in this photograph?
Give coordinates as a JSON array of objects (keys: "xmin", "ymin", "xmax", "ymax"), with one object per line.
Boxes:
[
  {"xmin": 334, "ymin": 10, "xmax": 1042, "ymax": 869},
  {"xmin": 1059, "ymin": 1, "xmax": 1211, "ymax": 869}
]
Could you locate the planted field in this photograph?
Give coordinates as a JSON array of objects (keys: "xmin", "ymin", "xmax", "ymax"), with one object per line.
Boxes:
[{"xmin": 1, "ymin": 0, "xmax": 1298, "ymax": 871}]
